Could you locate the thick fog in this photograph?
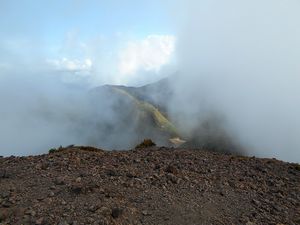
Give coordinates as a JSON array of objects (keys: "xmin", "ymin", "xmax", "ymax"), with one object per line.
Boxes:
[
  {"xmin": 0, "ymin": 71, "xmax": 96, "ymax": 156},
  {"xmin": 167, "ymin": 0, "xmax": 300, "ymax": 162},
  {"xmin": 0, "ymin": 70, "xmax": 147, "ymax": 156}
]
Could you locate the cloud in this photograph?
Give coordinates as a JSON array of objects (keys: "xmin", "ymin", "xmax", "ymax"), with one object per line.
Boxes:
[
  {"xmin": 44, "ymin": 58, "xmax": 93, "ymax": 86},
  {"xmin": 43, "ymin": 34, "xmax": 176, "ymax": 87},
  {"xmin": 167, "ymin": 0, "xmax": 300, "ymax": 162},
  {"xmin": 47, "ymin": 58, "xmax": 92, "ymax": 72},
  {"xmin": 117, "ymin": 35, "xmax": 175, "ymax": 80}
]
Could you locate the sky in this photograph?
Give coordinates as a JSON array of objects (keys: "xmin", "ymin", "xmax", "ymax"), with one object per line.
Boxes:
[{"xmin": 0, "ymin": 0, "xmax": 177, "ymax": 86}]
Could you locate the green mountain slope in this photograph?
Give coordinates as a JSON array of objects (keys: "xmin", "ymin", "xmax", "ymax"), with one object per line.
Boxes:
[
  {"xmin": 112, "ymin": 86, "xmax": 178, "ymax": 136},
  {"xmin": 89, "ymin": 84, "xmax": 182, "ymax": 148}
]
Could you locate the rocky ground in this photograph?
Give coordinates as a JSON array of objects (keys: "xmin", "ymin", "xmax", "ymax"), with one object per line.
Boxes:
[{"xmin": 0, "ymin": 146, "xmax": 299, "ymax": 225}]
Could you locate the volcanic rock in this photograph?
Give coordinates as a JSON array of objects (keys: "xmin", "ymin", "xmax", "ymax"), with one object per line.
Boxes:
[{"xmin": 0, "ymin": 146, "xmax": 299, "ymax": 225}]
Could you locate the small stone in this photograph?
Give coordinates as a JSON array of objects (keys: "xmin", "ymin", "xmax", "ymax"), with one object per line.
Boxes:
[
  {"xmin": 58, "ymin": 220, "xmax": 69, "ymax": 225},
  {"xmin": 142, "ymin": 210, "xmax": 151, "ymax": 216},
  {"xmin": 2, "ymin": 201, "xmax": 11, "ymax": 208},
  {"xmin": 106, "ymin": 170, "xmax": 117, "ymax": 177},
  {"xmin": 87, "ymin": 217, "xmax": 95, "ymax": 223},
  {"xmin": 49, "ymin": 191, "xmax": 55, "ymax": 197},
  {"xmin": 126, "ymin": 172, "xmax": 136, "ymax": 178},
  {"xmin": 166, "ymin": 174, "xmax": 179, "ymax": 184},
  {"xmin": 134, "ymin": 159, "xmax": 141, "ymax": 163},
  {"xmin": 25, "ymin": 209, "xmax": 36, "ymax": 217},
  {"xmin": 246, "ymin": 222, "xmax": 256, "ymax": 225},
  {"xmin": 88, "ymin": 205, "xmax": 99, "ymax": 212},
  {"xmin": 183, "ymin": 176, "xmax": 190, "ymax": 181},
  {"xmin": 165, "ymin": 165, "xmax": 178, "ymax": 175},
  {"xmin": 35, "ymin": 164, "xmax": 42, "ymax": 170},
  {"xmin": 252, "ymin": 199, "xmax": 260, "ymax": 206},
  {"xmin": 54, "ymin": 177, "xmax": 65, "ymax": 185},
  {"xmin": 277, "ymin": 193, "xmax": 284, "ymax": 198},
  {"xmin": 37, "ymin": 196, "xmax": 44, "ymax": 201},
  {"xmin": 35, "ymin": 217, "xmax": 44, "ymax": 225},
  {"xmin": 1, "ymin": 191, "xmax": 10, "ymax": 198},
  {"xmin": 98, "ymin": 188, "xmax": 105, "ymax": 194},
  {"xmin": 96, "ymin": 206, "xmax": 111, "ymax": 216},
  {"xmin": 111, "ymin": 207, "xmax": 123, "ymax": 219},
  {"xmin": 75, "ymin": 177, "xmax": 82, "ymax": 183},
  {"xmin": 8, "ymin": 196, "xmax": 15, "ymax": 204},
  {"xmin": 70, "ymin": 184, "xmax": 83, "ymax": 194}
]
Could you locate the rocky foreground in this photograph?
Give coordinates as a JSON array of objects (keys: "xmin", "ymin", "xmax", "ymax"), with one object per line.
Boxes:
[{"xmin": 0, "ymin": 147, "xmax": 299, "ymax": 225}]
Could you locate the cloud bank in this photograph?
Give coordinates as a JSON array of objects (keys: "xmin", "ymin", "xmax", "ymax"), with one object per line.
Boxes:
[
  {"xmin": 167, "ymin": 0, "xmax": 300, "ymax": 162},
  {"xmin": 118, "ymin": 35, "xmax": 175, "ymax": 77},
  {"xmin": 44, "ymin": 34, "xmax": 176, "ymax": 86}
]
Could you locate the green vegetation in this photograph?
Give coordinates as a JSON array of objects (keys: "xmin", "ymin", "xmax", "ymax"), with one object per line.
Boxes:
[
  {"xmin": 140, "ymin": 101, "xmax": 178, "ymax": 135},
  {"xmin": 48, "ymin": 145, "xmax": 64, "ymax": 154},
  {"xmin": 113, "ymin": 87, "xmax": 179, "ymax": 136},
  {"xmin": 48, "ymin": 148, "xmax": 57, "ymax": 154},
  {"xmin": 294, "ymin": 164, "xmax": 300, "ymax": 171},
  {"xmin": 135, "ymin": 139, "xmax": 156, "ymax": 149}
]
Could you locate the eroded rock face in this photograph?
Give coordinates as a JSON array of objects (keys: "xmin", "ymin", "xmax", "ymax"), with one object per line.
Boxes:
[{"xmin": 0, "ymin": 146, "xmax": 299, "ymax": 225}]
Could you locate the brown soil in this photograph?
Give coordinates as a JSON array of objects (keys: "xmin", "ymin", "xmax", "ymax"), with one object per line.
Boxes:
[{"xmin": 0, "ymin": 147, "xmax": 299, "ymax": 225}]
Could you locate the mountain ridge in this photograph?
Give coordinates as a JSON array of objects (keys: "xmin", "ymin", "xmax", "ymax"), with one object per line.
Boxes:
[{"xmin": 89, "ymin": 77, "xmax": 243, "ymax": 154}]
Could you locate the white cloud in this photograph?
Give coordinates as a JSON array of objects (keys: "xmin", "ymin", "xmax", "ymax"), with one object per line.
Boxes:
[
  {"xmin": 45, "ymin": 57, "xmax": 94, "ymax": 86},
  {"xmin": 118, "ymin": 35, "xmax": 175, "ymax": 76},
  {"xmin": 47, "ymin": 58, "xmax": 92, "ymax": 72},
  {"xmin": 44, "ymin": 34, "xmax": 176, "ymax": 86}
]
